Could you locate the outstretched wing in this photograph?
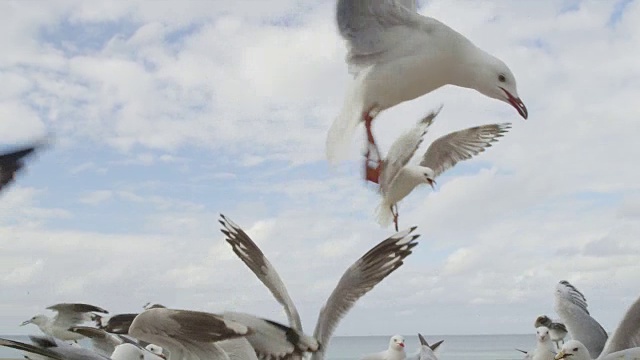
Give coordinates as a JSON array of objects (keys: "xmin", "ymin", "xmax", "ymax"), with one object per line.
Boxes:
[
  {"xmin": 599, "ymin": 295, "xmax": 640, "ymax": 357},
  {"xmin": 420, "ymin": 123, "xmax": 511, "ymax": 178},
  {"xmin": 336, "ymin": 0, "xmax": 434, "ymax": 74},
  {"xmin": 310, "ymin": 227, "xmax": 420, "ymax": 360},
  {"xmin": 47, "ymin": 303, "xmax": 109, "ymax": 329},
  {"xmin": 219, "ymin": 214, "xmax": 302, "ymax": 331}
]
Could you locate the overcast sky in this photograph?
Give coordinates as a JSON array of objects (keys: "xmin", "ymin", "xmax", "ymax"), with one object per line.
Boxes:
[{"xmin": 1, "ymin": 0, "xmax": 639, "ymax": 337}]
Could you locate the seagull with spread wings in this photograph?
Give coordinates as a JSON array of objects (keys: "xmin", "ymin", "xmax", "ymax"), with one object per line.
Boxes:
[
  {"xmin": 375, "ymin": 106, "xmax": 511, "ymax": 231},
  {"xmin": 219, "ymin": 214, "xmax": 420, "ymax": 360}
]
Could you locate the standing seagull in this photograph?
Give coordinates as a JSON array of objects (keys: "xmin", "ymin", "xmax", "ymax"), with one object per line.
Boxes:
[
  {"xmin": 361, "ymin": 335, "xmax": 406, "ymax": 360},
  {"xmin": 21, "ymin": 303, "xmax": 109, "ymax": 342},
  {"xmin": 532, "ymin": 327, "xmax": 556, "ymax": 360},
  {"xmin": 535, "ymin": 315, "xmax": 568, "ymax": 350},
  {"xmin": 376, "ymin": 106, "xmax": 510, "ymax": 230},
  {"xmin": 328, "ymin": 0, "xmax": 528, "ymax": 182},
  {"xmin": 219, "ymin": 214, "xmax": 419, "ymax": 360},
  {"xmin": 554, "ymin": 281, "xmax": 608, "ymax": 359}
]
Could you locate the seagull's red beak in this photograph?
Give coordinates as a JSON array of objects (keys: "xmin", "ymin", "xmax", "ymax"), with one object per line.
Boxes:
[
  {"xmin": 399, "ymin": 343, "xmax": 405, "ymax": 348},
  {"xmin": 427, "ymin": 178, "xmax": 436, "ymax": 190},
  {"xmin": 501, "ymin": 87, "xmax": 528, "ymax": 119}
]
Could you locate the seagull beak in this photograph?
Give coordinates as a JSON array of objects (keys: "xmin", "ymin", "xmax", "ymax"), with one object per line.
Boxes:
[
  {"xmin": 501, "ymin": 87, "xmax": 528, "ymax": 119},
  {"xmin": 20, "ymin": 320, "xmax": 31, "ymax": 326},
  {"xmin": 399, "ymin": 343, "xmax": 405, "ymax": 348},
  {"xmin": 555, "ymin": 350, "xmax": 570, "ymax": 360},
  {"xmin": 427, "ymin": 178, "xmax": 436, "ymax": 189}
]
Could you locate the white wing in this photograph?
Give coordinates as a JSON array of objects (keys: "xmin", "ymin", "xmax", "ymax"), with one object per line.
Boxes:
[
  {"xmin": 599, "ymin": 295, "xmax": 640, "ymax": 357},
  {"xmin": 219, "ymin": 214, "xmax": 302, "ymax": 331},
  {"xmin": 419, "ymin": 123, "xmax": 511, "ymax": 178},
  {"xmin": 310, "ymin": 227, "xmax": 420, "ymax": 360},
  {"xmin": 557, "ymin": 281, "xmax": 590, "ymax": 314},
  {"xmin": 336, "ymin": 0, "xmax": 435, "ymax": 74},
  {"xmin": 47, "ymin": 303, "xmax": 109, "ymax": 330},
  {"xmin": 380, "ymin": 106, "xmax": 441, "ymax": 196},
  {"xmin": 554, "ymin": 281, "xmax": 608, "ymax": 359},
  {"xmin": 129, "ymin": 308, "xmax": 250, "ymax": 360},
  {"xmin": 222, "ymin": 312, "xmax": 318, "ymax": 360}
]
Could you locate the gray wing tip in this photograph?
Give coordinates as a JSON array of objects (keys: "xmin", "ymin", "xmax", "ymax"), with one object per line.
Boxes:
[
  {"xmin": 417, "ymin": 333, "xmax": 428, "ymax": 346},
  {"xmin": 430, "ymin": 339, "xmax": 444, "ymax": 351}
]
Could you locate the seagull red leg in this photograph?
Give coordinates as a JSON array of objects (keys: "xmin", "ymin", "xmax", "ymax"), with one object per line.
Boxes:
[
  {"xmin": 363, "ymin": 110, "xmax": 383, "ymax": 184},
  {"xmin": 391, "ymin": 204, "xmax": 399, "ymax": 231}
]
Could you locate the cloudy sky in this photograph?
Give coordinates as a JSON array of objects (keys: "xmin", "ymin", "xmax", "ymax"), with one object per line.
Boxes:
[{"xmin": 1, "ymin": 0, "xmax": 639, "ymax": 338}]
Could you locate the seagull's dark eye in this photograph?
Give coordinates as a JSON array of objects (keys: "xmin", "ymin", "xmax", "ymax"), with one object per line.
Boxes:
[
  {"xmin": 498, "ymin": 74, "xmax": 506, "ymax": 82},
  {"xmin": 573, "ymin": 348, "xmax": 578, "ymax": 352}
]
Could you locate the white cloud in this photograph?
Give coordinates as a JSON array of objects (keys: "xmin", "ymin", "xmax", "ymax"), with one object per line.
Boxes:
[{"xmin": 0, "ymin": 0, "xmax": 639, "ymax": 339}]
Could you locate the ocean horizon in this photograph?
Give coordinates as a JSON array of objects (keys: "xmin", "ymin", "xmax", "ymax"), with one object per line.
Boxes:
[{"xmin": 0, "ymin": 333, "xmax": 538, "ymax": 360}]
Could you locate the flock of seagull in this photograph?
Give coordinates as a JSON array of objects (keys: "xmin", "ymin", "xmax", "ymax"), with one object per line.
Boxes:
[{"xmin": 0, "ymin": 1, "xmax": 638, "ymax": 360}]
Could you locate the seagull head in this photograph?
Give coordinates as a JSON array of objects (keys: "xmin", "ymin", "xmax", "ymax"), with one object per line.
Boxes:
[
  {"xmin": 536, "ymin": 326, "xmax": 550, "ymax": 342},
  {"xmin": 389, "ymin": 335, "xmax": 405, "ymax": 350},
  {"xmin": 423, "ymin": 168, "xmax": 436, "ymax": 189},
  {"xmin": 555, "ymin": 340, "xmax": 589, "ymax": 360},
  {"xmin": 476, "ymin": 56, "xmax": 528, "ymax": 120},
  {"xmin": 21, "ymin": 315, "xmax": 45, "ymax": 326}
]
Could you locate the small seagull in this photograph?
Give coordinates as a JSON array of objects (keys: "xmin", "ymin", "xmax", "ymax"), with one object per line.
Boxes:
[
  {"xmin": 375, "ymin": 106, "xmax": 511, "ymax": 231},
  {"xmin": 532, "ymin": 327, "xmax": 556, "ymax": 360},
  {"xmin": 361, "ymin": 335, "xmax": 406, "ymax": 360},
  {"xmin": 535, "ymin": 315, "xmax": 569, "ymax": 350},
  {"xmin": 328, "ymin": 0, "xmax": 527, "ymax": 181}
]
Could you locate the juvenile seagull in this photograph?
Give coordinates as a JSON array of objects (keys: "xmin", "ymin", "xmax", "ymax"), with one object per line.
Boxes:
[
  {"xmin": 21, "ymin": 303, "xmax": 109, "ymax": 342},
  {"xmin": 361, "ymin": 335, "xmax": 406, "ymax": 360},
  {"xmin": 554, "ymin": 281, "xmax": 608, "ymax": 359},
  {"xmin": 536, "ymin": 315, "xmax": 569, "ymax": 349},
  {"xmin": 375, "ymin": 106, "xmax": 511, "ymax": 230},
  {"xmin": 555, "ymin": 290, "xmax": 640, "ymax": 360},
  {"xmin": 219, "ymin": 214, "xmax": 420, "ymax": 360},
  {"xmin": 328, "ymin": 0, "xmax": 528, "ymax": 181}
]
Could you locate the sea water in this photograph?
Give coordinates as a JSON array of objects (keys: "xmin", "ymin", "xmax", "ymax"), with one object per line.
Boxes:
[{"xmin": 0, "ymin": 334, "xmax": 535, "ymax": 360}]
